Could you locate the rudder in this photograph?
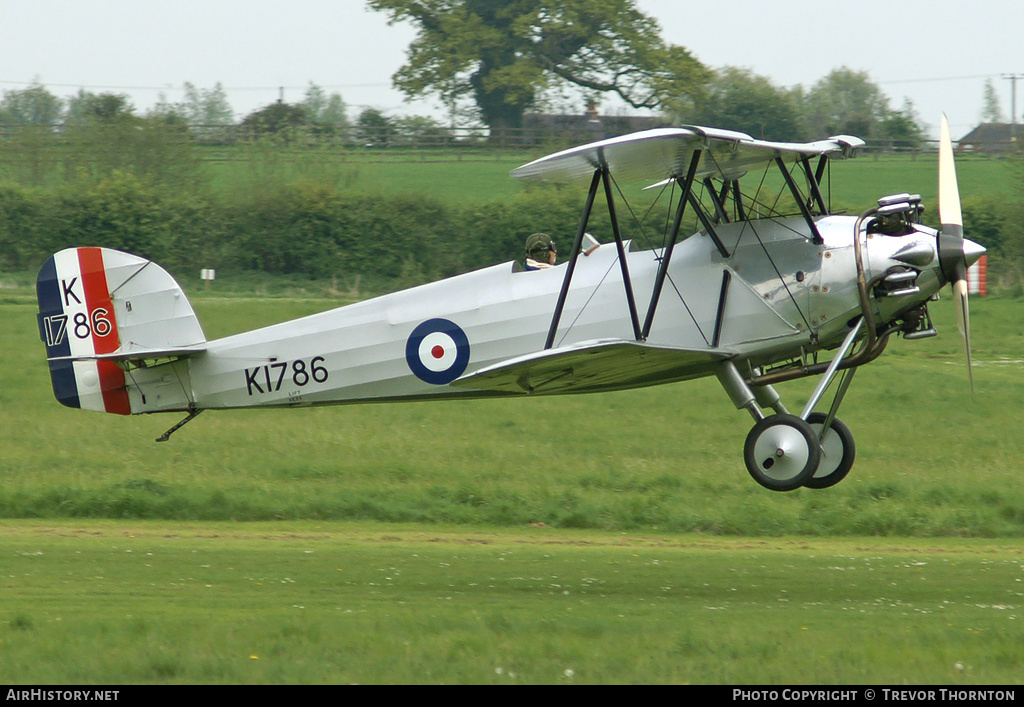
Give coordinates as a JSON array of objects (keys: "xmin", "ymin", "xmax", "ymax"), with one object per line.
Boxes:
[{"xmin": 37, "ymin": 247, "xmax": 206, "ymax": 414}]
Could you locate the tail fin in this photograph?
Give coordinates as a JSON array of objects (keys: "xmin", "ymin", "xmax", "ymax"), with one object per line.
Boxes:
[{"xmin": 36, "ymin": 247, "xmax": 206, "ymax": 414}]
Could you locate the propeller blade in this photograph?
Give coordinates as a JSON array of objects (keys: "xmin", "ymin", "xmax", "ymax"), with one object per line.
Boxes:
[
  {"xmin": 938, "ymin": 115, "xmax": 963, "ymax": 232},
  {"xmin": 938, "ymin": 114, "xmax": 976, "ymax": 391},
  {"xmin": 952, "ymin": 277, "xmax": 973, "ymax": 393},
  {"xmin": 936, "ymin": 115, "xmax": 967, "ymax": 284}
]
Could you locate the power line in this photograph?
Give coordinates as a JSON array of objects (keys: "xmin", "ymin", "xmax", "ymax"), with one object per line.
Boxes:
[
  {"xmin": 5, "ymin": 74, "xmax": 1008, "ymax": 91},
  {"xmin": 877, "ymin": 73, "xmax": 999, "ymax": 85}
]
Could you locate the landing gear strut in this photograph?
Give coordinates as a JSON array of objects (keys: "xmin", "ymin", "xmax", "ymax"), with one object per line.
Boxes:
[{"xmin": 717, "ymin": 319, "xmax": 865, "ymax": 492}]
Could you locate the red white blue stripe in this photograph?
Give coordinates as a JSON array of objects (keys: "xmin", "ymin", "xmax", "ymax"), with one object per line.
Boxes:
[{"xmin": 36, "ymin": 247, "xmax": 131, "ymax": 415}]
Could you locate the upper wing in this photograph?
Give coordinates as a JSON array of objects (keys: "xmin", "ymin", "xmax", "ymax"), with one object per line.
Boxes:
[
  {"xmin": 450, "ymin": 339, "xmax": 732, "ymax": 395},
  {"xmin": 510, "ymin": 126, "xmax": 864, "ymax": 184}
]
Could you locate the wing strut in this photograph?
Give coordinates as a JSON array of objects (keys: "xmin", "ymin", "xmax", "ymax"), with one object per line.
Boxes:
[
  {"xmin": 800, "ymin": 155, "xmax": 829, "ymax": 215},
  {"xmin": 545, "ymin": 145, "xmax": 724, "ymax": 348},
  {"xmin": 712, "ymin": 269, "xmax": 732, "ymax": 348},
  {"xmin": 545, "ymin": 168, "xmax": 603, "ymax": 350},
  {"xmin": 641, "ymin": 149, "xmax": 702, "ymax": 339},
  {"xmin": 732, "ymin": 180, "xmax": 746, "ymax": 221},
  {"xmin": 704, "ymin": 177, "xmax": 731, "ymax": 224},
  {"xmin": 813, "ymin": 155, "xmax": 830, "ymax": 208},
  {"xmin": 602, "ymin": 165, "xmax": 643, "ymax": 341},
  {"xmin": 545, "ymin": 157, "xmax": 646, "ymax": 349},
  {"xmin": 687, "ymin": 191, "xmax": 730, "ymax": 258},
  {"xmin": 775, "ymin": 156, "xmax": 824, "ymax": 244}
]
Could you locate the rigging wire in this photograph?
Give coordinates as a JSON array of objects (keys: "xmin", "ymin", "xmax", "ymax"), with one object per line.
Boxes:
[
  {"xmin": 555, "ymin": 171, "xmax": 668, "ymax": 347},
  {"xmin": 740, "ymin": 161, "xmax": 815, "ymax": 333},
  {"xmin": 552, "ymin": 147, "xmax": 826, "ymax": 349}
]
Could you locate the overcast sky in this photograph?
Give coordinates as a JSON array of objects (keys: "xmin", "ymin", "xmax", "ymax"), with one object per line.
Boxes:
[{"xmin": 2, "ymin": 0, "xmax": 1022, "ymax": 139}]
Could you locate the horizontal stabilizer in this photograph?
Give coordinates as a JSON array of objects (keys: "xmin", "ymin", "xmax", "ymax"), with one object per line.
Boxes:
[
  {"xmin": 46, "ymin": 343, "xmax": 207, "ymax": 362},
  {"xmin": 451, "ymin": 339, "xmax": 732, "ymax": 395}
]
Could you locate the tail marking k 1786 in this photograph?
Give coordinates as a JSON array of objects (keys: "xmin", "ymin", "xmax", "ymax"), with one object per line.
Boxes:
[
  {"xmin": 37, "ymin": 246, "xmax": 207, "ymax": 417},
  {"xmin": 37, "ymin": 247, "xmax": 130, "ymax": 414}
]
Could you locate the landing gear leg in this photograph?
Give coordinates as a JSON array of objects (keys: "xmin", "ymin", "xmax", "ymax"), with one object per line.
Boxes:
[
  {"xmin": 798, "ymin": 331, "xmax": 860, "ymax": 489},
  {"xmin": 717, "ymin": 317, "xmax": 863, "ymax": 492},
  {"xmin": 717, "ymin": 361, "xmax": 818, "ymax": 492}
]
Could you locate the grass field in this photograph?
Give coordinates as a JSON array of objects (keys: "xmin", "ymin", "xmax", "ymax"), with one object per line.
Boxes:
[
  {"xmin": 202, "ymin": 146, "xmax": 541, "ymax": 205},
  {"xmin": 2, "ymin": 522, "xmax": 1022, "ymax": 684},
  {"xmin": 203, "ymin": 146, "xmax": 1019, "ymax": 214},
  {"xmin": 3, "ymin": 200, "xmax": 1024, "ymax": 682}
]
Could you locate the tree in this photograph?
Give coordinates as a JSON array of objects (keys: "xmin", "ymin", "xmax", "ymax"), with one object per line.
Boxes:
[
  {"xmin": 803, "ymin": 67, "xmax": 891, "ymax": 138},
  {"xmin": 394, "ymin": 114, "xmax": 453, "ymax": 145},
  {"xmin": 241, "ymin": 101, "xmax": 309, "ymax": 138},
  {"xmin": 367, "ymin": 0, "xmax": 709, "ymax": 138},
  {"xmin": 64, "ymin": 90, "xmax": 135, "ymax": 124},
  {"xmin": 179, "ymin": 82, "xmax": 235, "ymax": 126},
  {"xmin": 982, "ymin": 78, "xmax": 1005, "ymax": 123},
  {"xmin": 150, "ymin": 82, "xmax": 235, "ymax": 143},
  {"xmin": 876, "ymin": 99, "xmax": 925, "ymax": 150},
  {"xmin": 803, "ymin": 68, "xmax": 886, "ymax": 137},
  {"xmin": 60, "ymin": 90, "xmax": 201, "ymax": 189},
  {"xmin": 356, "ymin": 108, "xmax": 395, "ymax": 146},
  {"xmin": 0, "ymin": 82, "xmax": 65, "ymax": 187},
  {"xmin": 0, "ymin": 81, "xmax": 63, "ymax": 124},
  {"xmin": 801, "ymin": 67, "xmax": 925, "ymax": 148},
  {"xmin": 684, "ymin": 67, "xmax": 804, "ymax": 141},
  {"xmin": 302, "ymin": 82, "xmax": 349, "ymax": 127}
]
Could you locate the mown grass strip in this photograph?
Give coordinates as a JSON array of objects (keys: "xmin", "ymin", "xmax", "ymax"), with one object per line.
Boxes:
[{"xmin": 1, "ymin": 521, "xmax": 1022, "ymax": 684}]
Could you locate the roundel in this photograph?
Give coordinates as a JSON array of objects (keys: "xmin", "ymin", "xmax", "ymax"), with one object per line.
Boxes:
[{"xmin": 405, "ymin": 318, "xmax": 470, "ymax": 385}]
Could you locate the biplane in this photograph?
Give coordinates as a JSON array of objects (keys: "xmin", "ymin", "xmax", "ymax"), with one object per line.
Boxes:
[{"xmin": 36, "ymin": 117, "xmax": 984, "ymax": 491}]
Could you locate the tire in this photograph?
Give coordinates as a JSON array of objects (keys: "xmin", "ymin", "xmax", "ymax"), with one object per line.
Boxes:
[
  {"xmin": 803, "ymin": 412, "xmax": 856, "ymax": 489},
  {"xmin": 743, "ymin": 414, "xmax": 821, "ymax": 492}
]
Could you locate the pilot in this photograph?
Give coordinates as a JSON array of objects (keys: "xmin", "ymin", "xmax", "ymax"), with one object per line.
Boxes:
[{"xmin": 524, "ymin": 233, "xmax": 557, "ymax": 270}]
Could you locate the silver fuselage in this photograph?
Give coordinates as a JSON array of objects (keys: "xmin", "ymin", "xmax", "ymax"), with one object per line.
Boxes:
[{"xmin": 127, "ymin": 214, "xmax": 952, "ymax": 413}]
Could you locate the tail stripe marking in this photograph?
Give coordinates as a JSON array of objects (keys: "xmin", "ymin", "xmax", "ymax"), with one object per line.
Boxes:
[
  {"xmin": 37, "ymin": 255, "xmax": 80, "ymax": 408},
  {"xmin": 77, "ymin": 248, "xmax": 131, "ymax": 415}
]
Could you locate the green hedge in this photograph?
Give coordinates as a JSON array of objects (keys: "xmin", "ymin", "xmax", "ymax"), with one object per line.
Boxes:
[
  {"xmin": 1, "ymin": 169, "xmax": 1016, "ymax": 292},
  {"xmin": 0, "ymin": 172, "xmax": 592, "ymax": 287}
]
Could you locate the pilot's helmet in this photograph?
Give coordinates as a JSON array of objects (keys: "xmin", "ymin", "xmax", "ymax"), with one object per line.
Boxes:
[{"xmin": 526, "ymin": 233, "xmax": 557, "ymax": 261}]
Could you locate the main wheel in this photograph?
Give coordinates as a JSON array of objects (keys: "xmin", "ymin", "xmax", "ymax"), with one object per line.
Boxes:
[
  {"xmin": 803, "ymin": 412, "xmax": 856, "ymax": 489},
  {"xmin": 744, "ymin": 414, "xmax": 820, "ymax": 492}
]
